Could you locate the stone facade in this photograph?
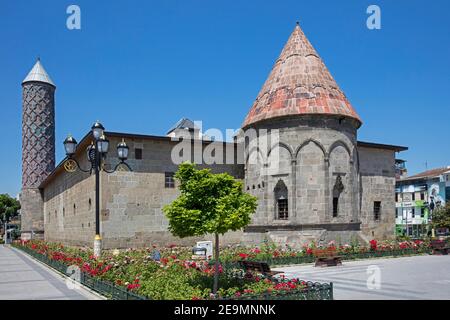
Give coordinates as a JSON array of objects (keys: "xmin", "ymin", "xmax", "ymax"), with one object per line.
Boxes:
[
  {"xmin": 241, "ymin": 116, "xmax": 362, "ymax": 246},
  {"xmin": 358, "ymin": 146, "xmax": 397, "ymax": 240},
  {"xmin": 42, "ymin": 135, "xmax": 244, "ymax": 248}
]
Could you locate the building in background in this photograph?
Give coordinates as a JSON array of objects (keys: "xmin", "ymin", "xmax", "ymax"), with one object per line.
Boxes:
[
  {"xmin": 395, "ymin": 166, "xmax": 450, "ymax": 237},
  {"xmin": 395, "ymin": 159, "xmax": 408, "ymax": 179}
]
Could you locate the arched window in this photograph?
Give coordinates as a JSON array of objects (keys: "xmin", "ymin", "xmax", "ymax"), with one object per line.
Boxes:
[
  {"xmin": 274, "ymin": 179, "xmax": 289, "ymax": 220},
  {"xmin": 332, "ymin": 175, "xmax": 344, "ymax": 217}
]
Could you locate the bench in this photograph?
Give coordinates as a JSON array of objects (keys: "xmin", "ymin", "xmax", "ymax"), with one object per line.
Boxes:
[
  {"xmin": 315, "ymin": 256, "xmax": 343, "ymax": 267},
  {"xmin": 430, "ymin": 240, "xmax": 449, "ymax": 255},
  {"xmin": 238, "ymin": 261, "xmax": 283, "ymax": 278},
  {"xmin": 313, "ymin": 248, "xmax": 342, "ymax": 267}
]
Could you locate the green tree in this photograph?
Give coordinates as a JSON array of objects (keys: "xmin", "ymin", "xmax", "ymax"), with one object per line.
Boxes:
[
  {"xmin": 0, "ymin": 194, "xmax": 21, "ymax": 224},
  {"xmin": 163, "ymin": 162, "xmax": 257, "ymax": 295},
  {"xmin": 431, "ymin": 202, "xmax": 450, "ymax": 230}
]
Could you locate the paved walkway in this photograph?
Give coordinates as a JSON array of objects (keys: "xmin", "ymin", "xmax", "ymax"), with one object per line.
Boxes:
[
  {"xmin": 0, "ymin": 245, "xmax": 100, "ymax": 300},
  {"xmin": 274, "ymin": 254, "xmax": 450, "ymax": 300}
]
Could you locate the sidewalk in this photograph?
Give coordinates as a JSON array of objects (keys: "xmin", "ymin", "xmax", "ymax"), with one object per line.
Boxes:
[
  {"xmin": 274, "ymin": 254, "xmax": 450, "ymax": 300},
  {"xmin": 0, "ymin": 245, "xmax": 101, "ymax": 300}
]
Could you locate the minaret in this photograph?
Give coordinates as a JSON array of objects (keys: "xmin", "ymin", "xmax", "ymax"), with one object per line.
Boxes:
[{"xmin": 20, "ymin": 58, "xmax": 56, "ymax": 240}]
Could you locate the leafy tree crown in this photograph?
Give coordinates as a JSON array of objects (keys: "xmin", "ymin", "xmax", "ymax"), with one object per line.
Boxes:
[{"xmin": 163, "ymin": 162, "xmax": 257, "ymax": 238}]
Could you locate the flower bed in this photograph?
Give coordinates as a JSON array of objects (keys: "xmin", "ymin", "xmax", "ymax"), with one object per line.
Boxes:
[
  {"xmin": 225, "ymin": 239, "xmax": 432, "ymax": 266},
  {"xmin": 13, "ymin": 241, "xmax": 333, "ymax": 300}
]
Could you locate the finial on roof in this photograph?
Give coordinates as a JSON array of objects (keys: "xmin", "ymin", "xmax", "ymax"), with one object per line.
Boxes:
[
  {"xmin": 37, "ymin": 56, "xmax": 41, "ymax": 62},
  {"xmin": 296, "ymin": 21, "xmax": 300, "ymax": 26}
]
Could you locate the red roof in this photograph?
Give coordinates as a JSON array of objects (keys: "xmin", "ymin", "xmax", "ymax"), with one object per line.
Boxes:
[
  {"xmin": 243, "ymin": 23, "xmax": 362, "ymax": 128},
  {"xmin": 401, "ymin": 167, "xmax": 450, "ymax": 181}
]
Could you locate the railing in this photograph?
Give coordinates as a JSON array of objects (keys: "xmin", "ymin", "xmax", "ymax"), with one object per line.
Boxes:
[
  {"xmin": 13, "ymin": 245, "xmax": 148, "ymax": 300},
  {"xmin": 227, "ymin": 282, "xmax": 333, "ymax": 301},
  {"xmin": 222, "ymin": 247, "xmax": 433, "ymax": 268}
]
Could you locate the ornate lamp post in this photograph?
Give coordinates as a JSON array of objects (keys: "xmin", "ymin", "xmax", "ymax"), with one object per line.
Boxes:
[{"xmin": 63, "ymin": 121, "xmax": 131, "ymax": 257}]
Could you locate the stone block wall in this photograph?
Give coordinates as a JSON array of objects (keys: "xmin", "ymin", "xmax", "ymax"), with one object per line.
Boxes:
[
  {"xmin": 358, "ymin": 146, "xmax": 396, "ymax": 240},
  {"xmin": 43, "ymin": 135, "xmax": 244, "ymax": 248}
]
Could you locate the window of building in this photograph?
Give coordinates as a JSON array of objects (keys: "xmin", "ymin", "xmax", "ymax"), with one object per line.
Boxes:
[
  {"xmin": 420, "ymin": 192, "xmax": 425, "ymax": 201},
  {"xmin": 332, "ymin": 175, "xmax": 344, "ymax": 218},
  {"xmin": 165, "ymin": 172, "xmax": 175, "ymax": 188},
  {"xmin": 73, "ymin": 204, "xmax": 76, "ymax": 215},
  {"xmin": 88, "ymin": 198, "xmax": 92, "ymax": 210},
  {"xmin": 395, "ymin": 193, "xmax": 399, "ymax": 202},
  {"xmin": 421, "ymin": 207, "xmax": 425, "ymax": 218},
  {"xmin": 135, "ymin": 148, "xmax": 143, "ymax": 160},
  {"xmin": 374, "ymin": 201, "xmax": 381, "ymax": 221},
  {"xmin": 395, "ymin": 209, "xmax": 398, "ymax": 219},
  {"xmin": 333, "ymin": 197, "xmax": 339, "ymax": 217},
  {"xmin": 411, "ymin": 193, "xmax": 415, "ymax": 201},
  {"xmin": 277, "ymin": 199, "xmax": 289, "ymax": 220},
  {"xmin": 412, "ymin": 208, "xmax": 415, "ymax": 218},
  {"xmin": 274, "ymin": 179, "xmax": 288, "ymax": 220}
]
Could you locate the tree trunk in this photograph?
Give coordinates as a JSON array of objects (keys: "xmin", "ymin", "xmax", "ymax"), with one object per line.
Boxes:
[{"xmin": 213, "ymin": 233, "xmax": 220, "ymax": 296}]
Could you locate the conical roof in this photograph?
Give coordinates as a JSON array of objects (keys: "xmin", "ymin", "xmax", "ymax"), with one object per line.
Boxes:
[
  {"xmin": 243, "ymin": 23, "xmax": 361, "ymax": 128},
  {"xmin": 22, "ymin": 59, "xmax": 55, "ymax": 87}
]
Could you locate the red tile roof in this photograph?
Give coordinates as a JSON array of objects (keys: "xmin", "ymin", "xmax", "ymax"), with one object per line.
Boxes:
[
  {"xmin": 401, "ymin": 167, "xmax": 450, "ymax": 181},
  {"xmin": 243, "ymin": 23, "xmax": 362, "ymax": 128}
]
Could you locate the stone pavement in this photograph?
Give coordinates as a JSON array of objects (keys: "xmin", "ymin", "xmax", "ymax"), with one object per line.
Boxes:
[
  {"xmin": 274, "ymin": 255, "xmax": 450, "ymax": 300},
  {"xmin": 0, "ymin": 245, "xmax": 101, "ymax": 300}
]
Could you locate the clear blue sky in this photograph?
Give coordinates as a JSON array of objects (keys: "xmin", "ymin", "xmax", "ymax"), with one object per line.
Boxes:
[{"xmin": 1, "ymin": 0, "xmax": 449, "ymax": 196}]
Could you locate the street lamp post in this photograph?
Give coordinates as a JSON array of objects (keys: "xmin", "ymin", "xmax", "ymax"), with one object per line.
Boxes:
[{"xmin": 63, "ymin": 121, "xmax": 131, "ymax": 257}]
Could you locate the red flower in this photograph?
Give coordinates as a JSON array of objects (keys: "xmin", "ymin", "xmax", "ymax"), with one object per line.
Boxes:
[
  {"xmin": 238, "ymin": 253, "xmax": 249, "ymax": 260},
  {"xmin": 127, "ymin": 283, "xmax": 140, "ymax": 290},
  {"xmin": 369, "ymin": 240, "xmax": 378, "ymax": 251}
]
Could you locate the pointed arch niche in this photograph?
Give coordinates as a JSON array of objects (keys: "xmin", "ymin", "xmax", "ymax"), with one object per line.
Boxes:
[{"xmin": 274, "ymin": 179, "xmax": 289, "ymax": 220}]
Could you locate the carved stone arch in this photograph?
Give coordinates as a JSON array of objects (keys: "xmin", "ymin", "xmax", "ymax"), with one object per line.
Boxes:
[
  {"xmin": 267, "ymin": 142, "xmax": 294, "ymax": 160},
  {"xmin": 328, "ymin": 140, "xmax": 354, "ymax": 162},
  {"xmin": 295, "ymin": 139, "xmax": 327, "ymax": 160},
  {"xmin": 245, "ymin": 147, "xmax": 266, "ymax": 166}
]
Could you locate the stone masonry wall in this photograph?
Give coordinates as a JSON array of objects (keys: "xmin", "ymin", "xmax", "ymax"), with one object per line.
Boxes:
[
  {"xmin": 43, "ymin": 135, "xmax": 244, "ymax": 248},
  {"xmin": 358, "ymin": 146, "xmax": 396, "ymax": 240}
]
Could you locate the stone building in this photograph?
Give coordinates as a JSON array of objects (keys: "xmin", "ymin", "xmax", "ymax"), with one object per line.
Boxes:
[{"xmin": 21, "ymin": 24, "xmax": 407, "ymax": 248}]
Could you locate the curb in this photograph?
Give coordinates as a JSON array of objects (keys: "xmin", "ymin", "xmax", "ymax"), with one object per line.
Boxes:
[{"xmin": 9, "ymin": 245, "xmax": 107, "ymax": 300}]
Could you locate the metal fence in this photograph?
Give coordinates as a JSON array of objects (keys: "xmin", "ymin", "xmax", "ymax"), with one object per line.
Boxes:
[
  {"xmin": 225, "ymin": 247, "xmax": 433, "ymax": 267},
  {"xmin": 227, "ymin": 282, "xmax": 333, "ymax": 300}
]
